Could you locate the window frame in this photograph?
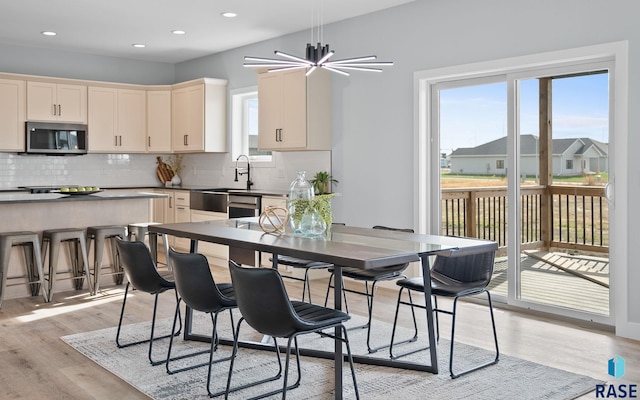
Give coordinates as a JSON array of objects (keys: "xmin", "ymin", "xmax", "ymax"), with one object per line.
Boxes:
[{"xmin": 230, "ymin": 86, "xmax": 273, "ymax": 165}]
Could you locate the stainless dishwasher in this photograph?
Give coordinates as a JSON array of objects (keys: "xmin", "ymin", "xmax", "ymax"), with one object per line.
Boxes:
[{"xmin": 228, "ymin": 194, "xmax": 262, "ymax": 266}]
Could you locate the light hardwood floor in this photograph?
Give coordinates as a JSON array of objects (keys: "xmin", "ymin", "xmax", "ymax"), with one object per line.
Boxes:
[{"xmin": 0, "ymin": 264, "xmax": 638, "ymax": 399}]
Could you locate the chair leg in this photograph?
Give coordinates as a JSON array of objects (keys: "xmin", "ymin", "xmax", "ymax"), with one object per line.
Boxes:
[
  {"xmin": 341, "ymin": 325, "xmax": 360, "ymax": 400},
  {"xmin": 388, "ymin": 287, "xmax": 422, "ymax": 359},
  {"xmin": 302, "ymin": 268, "xmax": 312, "ymax": 303},
  {"xmin": 206, "ymin": 309, "xmax": 238, "ymax": 397},
  {"xmin": 167, "ymin": 303, "xmax": 233, "ymax": 375},
  {"xmin": 225, "ymin": 318, "xmax": 283, "ymax": 399},
  {"xmin": 448, "ymin": 291, "xmax": 500, "ymax": 379},
  {"xmin": 109, "ymin": 236, "xmax": 124, "ymax": 285},
  {"xmin": 116, "ymin": 284, "xmax": 182, "ymax": 364},
  {"xmin": 323, "ymin": 272, "xmax": 350, "ymax": 314}
]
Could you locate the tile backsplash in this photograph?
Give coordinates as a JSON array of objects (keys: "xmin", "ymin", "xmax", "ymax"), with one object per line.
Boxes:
[{"xmin": 0, "ymin": 151, "xmax": 331, "ymax": 190}]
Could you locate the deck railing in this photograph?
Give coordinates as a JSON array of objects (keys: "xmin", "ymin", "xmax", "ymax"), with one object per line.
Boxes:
[{"xmin": 441, "ymin": 185, "xmax": 608, "ymax": 253}]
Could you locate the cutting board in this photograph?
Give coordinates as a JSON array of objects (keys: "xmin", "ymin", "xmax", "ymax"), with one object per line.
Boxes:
[{"xmin": 156, "ymin": 156, "xmax": 174, "ymax": 183}]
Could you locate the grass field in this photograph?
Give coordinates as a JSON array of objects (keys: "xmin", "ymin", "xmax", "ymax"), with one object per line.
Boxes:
[{"xmin": 441, "ymin": 171, "xmax": 608, "ymax": 188}]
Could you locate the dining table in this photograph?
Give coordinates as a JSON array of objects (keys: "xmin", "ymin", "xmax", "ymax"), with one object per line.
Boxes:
[{"xmin": 149, "ymin": 218, "xmax": 497, "ymax": 399}]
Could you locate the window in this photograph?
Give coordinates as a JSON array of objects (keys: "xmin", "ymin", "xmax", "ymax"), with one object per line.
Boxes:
[
  {"xmin": 231, "ymin": 87, "xmax": 272, "ymax": 162},
  {"xmin": 566, "ymin": 159, "xmax": 573, "ymax": 169},
  {"xmin": 496, "ymin": 160, "xmax": 505, "ymax": 169}
]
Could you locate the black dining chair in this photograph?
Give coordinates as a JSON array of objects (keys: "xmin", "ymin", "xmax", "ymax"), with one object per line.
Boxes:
[
  {"xmin": 166, "ymin": 249, "xmax": 238, "ymax": 397},
  {"xmin": 274, "ymin": 223, "xmax": 344, "ymax": 304},
  {"xmin": 324, "ymin": 225, "xmax": 417, "ymax": 353},
  {"xmin": 389, "ymin": 242, "xmax": 499, "ymax": 378},
  {"xmin": 273, "ymin": 255, "xmax": 333, "ymax": 303},
  {"xmin": 226, "ymin": 260, "xmax": 360, "ymax": 399},
  {"xmin": 114, "ymin": 237, "xmax": 181, "ymax": 366}
]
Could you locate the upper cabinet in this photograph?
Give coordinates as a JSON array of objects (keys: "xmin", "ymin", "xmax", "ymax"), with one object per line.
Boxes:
[
  {"xmin": 26, "ymin": 81, "xmax": 87, "ymax": 123},
  {"xmin": 88, "ymin": 86, "xmax": 146, "ymax": 153},
  {"xmin": 0, "ymin": 78, "xmax": 26, "ymax": 152},
  {"xmin": 147, "ymin": 90, "xmax": 172, "ymax": 153},
  {"xmin": 172, "ymin": 78, "xmax": 227, "ymax": 153},
  {"xmin": 257, "ymin": 69, "xmax": 330, "ymax": 151}
]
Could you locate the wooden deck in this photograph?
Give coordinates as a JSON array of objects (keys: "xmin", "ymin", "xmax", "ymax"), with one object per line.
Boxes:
[{"xmin": 487, "ymin": 251, "xmax": 610, "ymax": 315}]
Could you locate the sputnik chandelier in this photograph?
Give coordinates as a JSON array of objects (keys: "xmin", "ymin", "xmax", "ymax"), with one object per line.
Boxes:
[
  {"xmin": 243, "ymin": 3, "xmax": 393, "ymax": 77},
  {"xmin": 243, "ymin": 42, "xmax": 394, "ymax": 77}
]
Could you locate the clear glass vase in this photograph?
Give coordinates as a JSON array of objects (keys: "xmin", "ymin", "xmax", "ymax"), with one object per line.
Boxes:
[
  {"xmin": 288, "ymin": 171, "xmax": 315, "ymax": 233},
  {"xmin": 299, "ymin": 209, "xmax": 327, "ymax": 237}
]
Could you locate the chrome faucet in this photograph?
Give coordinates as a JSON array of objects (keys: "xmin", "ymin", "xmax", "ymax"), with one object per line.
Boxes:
[{"xmin": 234, "ymin": 154, "xmax": 253, "ymax": 190}]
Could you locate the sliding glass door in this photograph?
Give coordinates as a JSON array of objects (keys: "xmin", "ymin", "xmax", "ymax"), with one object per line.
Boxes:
[{"xmin": 431, "ymin": 62, "xmax": 613, "ymax": 323}]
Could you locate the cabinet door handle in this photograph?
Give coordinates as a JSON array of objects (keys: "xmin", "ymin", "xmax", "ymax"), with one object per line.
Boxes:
[
  {"xmin": 184, "ymin": 134, "xmax": 188, "ymax": 146},
  {"xmin": 114, "ymin": 135, "xmax": 118, "ymax": 146},
  {"xmin": 119, "ymin": 136, "xmax": 122, "ymax": 146},
  {"xmin": 148, "ymin": 137, "xmax": 151, "ymax": 147},
  {"xmin": 52, "ymin": 104, "xmax": 57, "ymax": 116},
  {"xmin": 58, "ymin": 104, "xmax": 62, "ymax": 116}
]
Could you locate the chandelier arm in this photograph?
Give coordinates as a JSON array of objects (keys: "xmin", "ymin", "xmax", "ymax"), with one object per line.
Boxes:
[
  {"xmin": 275, "ymin": 51, "xmax": 315, "ymax": 65},
  {"xmin": 305, "ymin": 66, "xmax": 318, "ymax": 76},
  {"xmin": 244, "ymin": 63, "xmax": 308, "ymax": 68},
  {"xmin": 244, "ymin": 56, "xmax": 306, "ymax": 64},
  {"xmin": 316, "ymin": 50, "xmax": 335, "ymax": 65},
  {"xmin": 324, "ymin": 62, "xmax": 394, "ymax": 67},
  {"xmin": 326, "ymin": 66, "xmax": 384, "ymax": 72},
  {"xmin": 326, "ymin": 56, "xmax": 377, "ymax": 64},
  {"xmin": 320, "ymin": 65, "xmax": 350, "ymax": 76},
  {"xmin": 267, "ymin": 65, "xmax": 312, "ymax": 73}
]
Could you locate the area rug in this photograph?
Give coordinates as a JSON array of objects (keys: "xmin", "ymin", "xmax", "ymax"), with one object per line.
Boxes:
[{"xmin": 61, "ymin": 312, "xmax": 601, "ymax": 399}]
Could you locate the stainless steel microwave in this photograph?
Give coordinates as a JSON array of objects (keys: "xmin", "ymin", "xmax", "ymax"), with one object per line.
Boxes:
[{"xmin": 25, "ymin": 122, "xmax": 88, "ymax": 155}]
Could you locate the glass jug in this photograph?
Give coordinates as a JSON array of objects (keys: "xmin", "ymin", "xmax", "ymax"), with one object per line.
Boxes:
[{"xmin": 288, "ymin": 171, "xmax": 315, "ymax": 233}]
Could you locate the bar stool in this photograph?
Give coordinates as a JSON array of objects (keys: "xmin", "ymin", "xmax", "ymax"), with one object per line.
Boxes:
[
  {"xmin": 41, "ymin": 228, "xmax": 93, "ymax": 300},
  {"xmin": 0, "ymin": 231, "xmax": 48, "ymax": 308},
  {"xmin": 86, "ymin": 225, "xmax": 127, "ymax": 294},
  {"xmin": 128, "ymin": 222, "xmax": 170, "ymax": 269}
]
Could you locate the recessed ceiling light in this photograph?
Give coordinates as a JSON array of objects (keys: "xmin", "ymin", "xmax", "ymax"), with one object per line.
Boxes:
[
  {"xmin": 171, "ymin": 30, "xmax": 186, "ymax": 35},
  {"xmin": 132, "ymin": 43, "xmax": 146, "ymax": 48},
  {"xmin": 221, "ymin": 12, "xmax": 237, "ymax": 18},
  {"xmin": 41, "ymin": 31, "xmax": 57, "ymax": 36}
]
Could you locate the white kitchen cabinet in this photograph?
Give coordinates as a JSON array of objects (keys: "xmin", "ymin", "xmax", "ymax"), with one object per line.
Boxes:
[
  {"xmin": 88, "ymin": 87, "xmax": 146, "ymax": 153},
  {"xmin": 0, "ymin": 78, "xmax": 25, "ymax": 151},
  {"xmin": 26, "ymin": 81, "xmax": 87, "ymax": 123},
  {"xmin": 171, "ymin": 78, "xmax": 227, "ymax": 153},
  {"xmin": 257, "ymin": 69, "xmax": 330, "ymax": 151},
  {"xmin": 172, "ymin": 190, "xmax": 191, "ymax": 250},
  {"xmin": 261, "ymin": 195, "xmax": 287, "ymax": 211},
  {"xmin": 147, "ymin": 90, "xmax": 172, "ymax": 153}
]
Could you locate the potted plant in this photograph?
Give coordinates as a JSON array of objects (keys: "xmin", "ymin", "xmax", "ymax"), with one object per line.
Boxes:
[
  {"xmin": 311, "ymin": 171, "xmax": 338, "ymax": 195},
  {"xmin": 289, "ymin": 193, "xmax": 337, "ymax": 234}
]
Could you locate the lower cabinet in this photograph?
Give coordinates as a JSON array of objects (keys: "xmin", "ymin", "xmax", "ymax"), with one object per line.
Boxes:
[
  {"xmin": 173, "ymin": 191, "xmax": 191, "ymax": 251},
  {"xmin": 190, "ymin": 210, "xmax": 229, "ymax": 266}
]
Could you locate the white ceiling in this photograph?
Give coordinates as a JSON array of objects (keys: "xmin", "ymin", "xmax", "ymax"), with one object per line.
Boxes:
[{"xmin": 0, "ymin": 0, "xmax": 414, "ymax": 64}]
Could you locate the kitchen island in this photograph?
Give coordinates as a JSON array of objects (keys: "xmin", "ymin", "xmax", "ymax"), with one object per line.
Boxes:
[{"xmin": 0, "ymin": 190, "xmax": 167, "ymax": 300}]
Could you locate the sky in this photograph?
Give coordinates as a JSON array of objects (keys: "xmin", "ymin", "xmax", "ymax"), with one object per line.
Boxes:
[{"xmin": 439, "ymin": 72, "xmax": 609, "ymax": 154}]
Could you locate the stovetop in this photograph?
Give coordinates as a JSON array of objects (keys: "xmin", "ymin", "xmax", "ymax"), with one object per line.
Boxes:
[{"xmin": 20, "ymin": 186, "xmax": 63, "ymax": 194}]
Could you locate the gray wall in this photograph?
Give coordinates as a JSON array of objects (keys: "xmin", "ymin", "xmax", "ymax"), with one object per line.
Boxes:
[
  {"xmin": 2, "ymin": 0, "xmax": 639, "ymax": 332},
  {"xmin": 174, "ymin": 0, "xmax": 640, "ymax": 330},
  {"xmin": 0, "ymin": 42, "xmax": 176, "ymax": 84}
]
